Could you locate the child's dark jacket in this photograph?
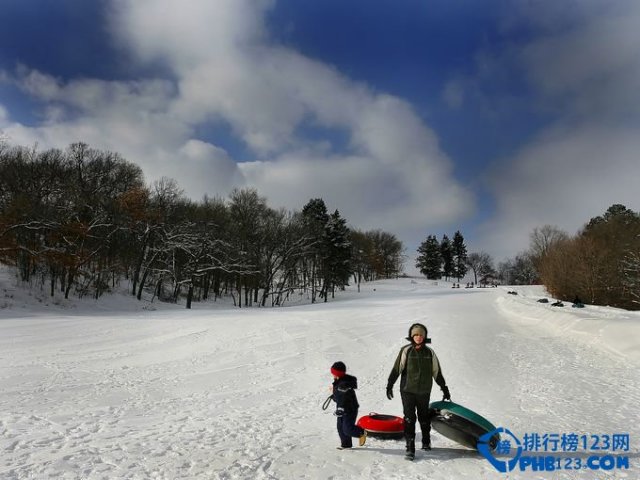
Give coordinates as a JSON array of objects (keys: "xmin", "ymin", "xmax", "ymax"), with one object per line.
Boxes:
[{"xmin": 332, "ymin": 374, "xmax": 360, "ymax": 413}]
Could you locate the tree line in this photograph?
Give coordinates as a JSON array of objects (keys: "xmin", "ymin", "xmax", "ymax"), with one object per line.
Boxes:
[
  {"xmin": 416, "ymin": 230, "xmax": 504, "ymax": 286},
  {"xmin": 498, "ymin": 205, "xmax": 640, "ymax": 310},
  {"xmin": 0, "ymin": 142, "xmax": 405, "ymax": 307},
  {"xmin": 532, "ymin": 205, "xmax": 640, "ymax": 310},
  {"xmin": 415, "ymin": 205, "xmax": 640, "ymax": 311}
]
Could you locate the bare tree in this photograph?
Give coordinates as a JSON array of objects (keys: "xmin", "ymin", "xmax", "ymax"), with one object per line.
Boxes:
[
  {"xmin": 498, "ymin": 253, "xmax": 537, "ymax": 285},
  {"xmin": 465, "ymin": 252, "xmax": 495, "ymax": 285},
  {"xmin": 538, "ymin": 205, "xmax": 640, "ymax": 309},
  {"xmin": 1, "ymin": 140, "xmax": 403, "ymax": 307},
  {"xmin": 529, "ymin": 225, "xmax": 568, "ymax": 271}
]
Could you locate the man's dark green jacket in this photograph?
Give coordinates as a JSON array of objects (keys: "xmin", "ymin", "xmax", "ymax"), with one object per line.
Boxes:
[{"xmin": 387, "ymin": 343, "xmax": 447, "ymax": 395}]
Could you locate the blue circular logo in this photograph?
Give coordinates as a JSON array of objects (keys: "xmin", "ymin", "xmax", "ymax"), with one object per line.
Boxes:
[{"xmin": 478, "ymin": 427, "xmax": 522, "ymax": 473}]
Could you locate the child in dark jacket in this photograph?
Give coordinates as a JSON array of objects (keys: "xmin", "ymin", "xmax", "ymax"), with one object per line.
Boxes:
[{"xmin": 330, "ymin": 361, "xmax": 367, "ymax": 449}]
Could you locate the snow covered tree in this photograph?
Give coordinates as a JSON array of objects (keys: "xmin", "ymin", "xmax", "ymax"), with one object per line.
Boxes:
[
  {"xmin": 259, "ymin": 210, "xmax": 309, "ymax": 306},
  {"xmin": 0, "ymin": 143, "xmax": 146, "ymax": 299},
  {"xmin": 228, "ymin": 188, "xmax": 268, "ymax": 307},
  {"xmin": 129, "ymin": 177, "xmax": 184, "ymax": 301},
  {"xmin": 0, "ymin": 141, "xmax": 388, "ymax": 307}
]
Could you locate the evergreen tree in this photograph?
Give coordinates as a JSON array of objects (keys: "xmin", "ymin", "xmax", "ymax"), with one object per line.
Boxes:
[
  {"xmin": 323, "ymin": 210, "xmax": 352, "ymax": 300},
  {"xmin": 585, "ymin": 204, "xmax": 639, "ymax": 231},
  {"xmin": 440, "ymin": 234, "xmax": 454, "ymax": 281},
  {"xmin": 302, "ymin": 198, "xmax": 330, "ymax": 303},
  {"xmin": 416, "ymin": 235, "xmax": 442, "ymax": 279},
  {"xmin": 452, "ymin": 230, "xmax": 468, "ymax": 281}
]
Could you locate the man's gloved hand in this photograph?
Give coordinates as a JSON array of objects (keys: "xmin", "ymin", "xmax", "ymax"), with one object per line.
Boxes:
[
  {"xmin": 386, "ymin": 385, "xmax": 394, "ymax": 400},
  {"xmin": 334, "ymin": 407, "xmax": 344, "ymax": 417},
  {"xmin": 441, "ymin": 385, "xmax": 451, "ymax": 401}
]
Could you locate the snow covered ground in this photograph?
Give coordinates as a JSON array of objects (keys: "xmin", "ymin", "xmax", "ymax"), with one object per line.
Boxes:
[{"xmin": 1, "ymin": 274, "xmax": 639, "ymax": 479}]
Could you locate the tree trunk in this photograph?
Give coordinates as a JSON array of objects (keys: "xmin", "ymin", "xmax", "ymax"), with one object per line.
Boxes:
[
  {"xmin": 64, "ymin": 269, "xmax": 75, "ymax": 299},
  {"xmin": 137, "ymin": 266, "xmax": 150, "ymax": 300},
  {"xmin": 203, "ymin": 274, "xmax": 211, "ymax": 300},
  {"xmin": 50, "ymin": 266, "xmax": 56, "ymax": 297},
  {"xmin": 136, "ymin": 251, "xmax": 158, "ymax": 300},
  {"xmin": 310, "ymin": 259, "xmax": 316, "ymax": 303},
  {"xmin": 186, "ymin": 283, "xmax": 193, "ymax": 309},
  {"xmin": 132, "ymin": 243, "xmax": 147, "ymax": 296},
  {"xmin": 261, "ymin": 284, "xmax": 270, "ymax": 307}
]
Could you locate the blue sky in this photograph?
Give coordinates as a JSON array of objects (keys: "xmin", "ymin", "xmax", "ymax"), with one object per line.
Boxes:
[{"xmin": 1, "ymin": 0, "xmax": 639, "ymax": 268}]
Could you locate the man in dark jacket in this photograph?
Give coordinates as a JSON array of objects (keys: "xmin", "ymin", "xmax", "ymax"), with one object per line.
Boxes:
[
  {"xmin": 330, "ymin": 361, "xmax": 367, "ymax": 449},
  {"xmin": 386, "ymin": 323, "xmax": 451, "ymax": 459}
]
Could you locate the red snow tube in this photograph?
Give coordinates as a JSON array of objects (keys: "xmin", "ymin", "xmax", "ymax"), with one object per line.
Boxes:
[{"xmin": 357, "ymin": 413, "xmax": 404, "ymax": 439}]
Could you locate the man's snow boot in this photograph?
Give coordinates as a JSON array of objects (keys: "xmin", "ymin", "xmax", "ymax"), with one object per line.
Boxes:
[
  {"xmin": 421, "ymin": 433, "xmax": 431, "ymax": 450},
  {"xmin": 405, "ymin": 438, "xmax": 416, "ymax": 461}
]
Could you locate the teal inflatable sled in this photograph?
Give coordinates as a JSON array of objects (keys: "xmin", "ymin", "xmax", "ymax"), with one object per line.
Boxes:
[{"xmin": 429, "ymin": 400, "xmax": 500, "ymax": 451}]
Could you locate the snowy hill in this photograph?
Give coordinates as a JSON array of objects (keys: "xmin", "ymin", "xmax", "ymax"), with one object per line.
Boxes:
[{"xmin": 1, "ymin": 275, "xmax": 638, "ymax": 479}]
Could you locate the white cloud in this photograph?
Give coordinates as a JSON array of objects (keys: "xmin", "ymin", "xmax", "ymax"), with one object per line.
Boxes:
[
  {"xmin": 109, "ymin": 0, "xmax": 271, "ymax": 69},
  {"xmin": 1, "ymin": 0, "xmax": 475, "ymax": 241}
]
